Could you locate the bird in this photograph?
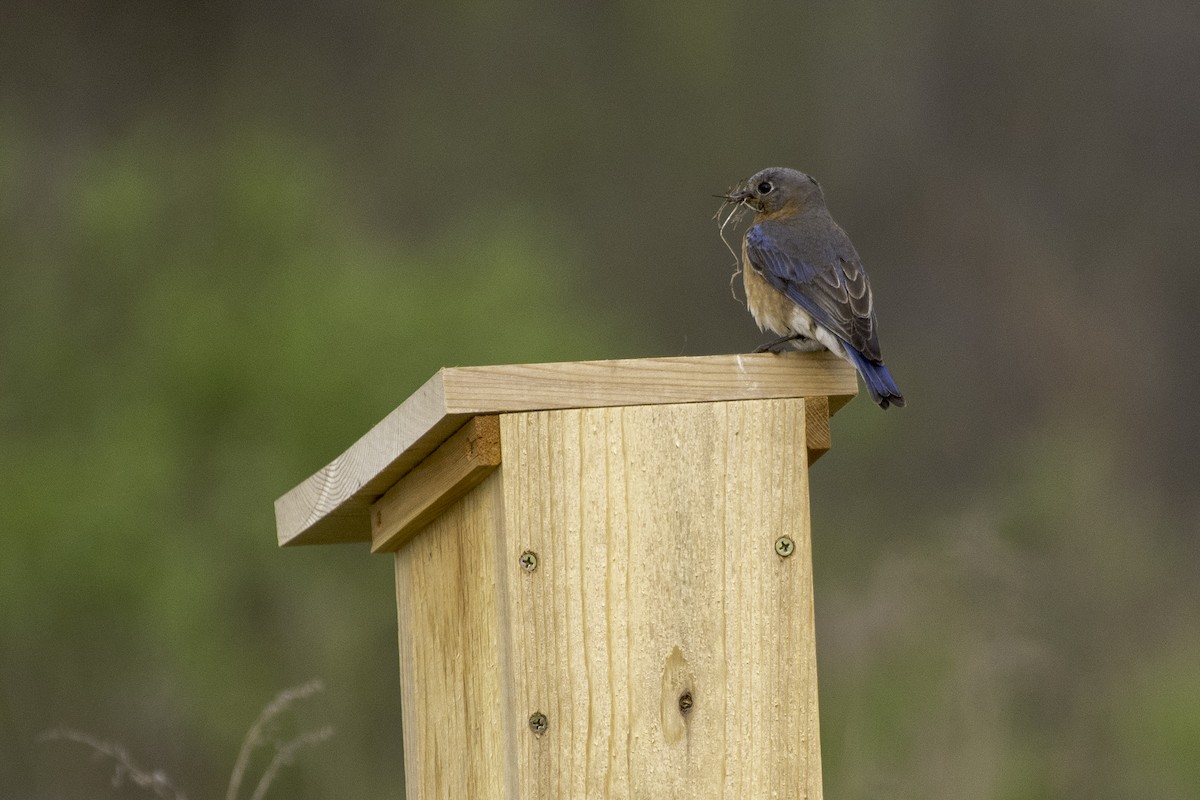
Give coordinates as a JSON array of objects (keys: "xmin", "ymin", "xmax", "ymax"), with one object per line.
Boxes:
[{"xmin": 718, "ymin": 167, "xmax": 905, "ymax": 409}]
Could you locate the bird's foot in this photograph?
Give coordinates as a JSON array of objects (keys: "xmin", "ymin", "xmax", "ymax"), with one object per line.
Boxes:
[{"xmin": 754, "ymin": 333, "xmax": 808, "ymax": 354}]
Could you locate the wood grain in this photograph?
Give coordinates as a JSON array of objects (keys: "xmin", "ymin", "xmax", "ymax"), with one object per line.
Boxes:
[
  {"xmin": 371, "ymin": 415, "xmax": 501, "ymax": 553},
  {"xmin": 274, "ymin": 372, "xmax": 468, "ymax": 546},
  {"xmin": 275, "ymin": 352, "xmax": 856, "ymax": 547},
  {"xmin": 805, "ymin": 395, "xmax": 831, "ymax": 465},
  {"xmin": 393, "ymin": 469, "xmax": 512, "ymax": 799},
  {"xmin": 438, "ymin": 351, "xmax": 856, "ymax": 415},
  {"xmin": 497, "ymin": 398, "xmax": 823, "ymax": 799}
]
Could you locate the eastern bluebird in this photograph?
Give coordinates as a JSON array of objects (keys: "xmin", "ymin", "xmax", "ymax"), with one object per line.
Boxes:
[{"xmin": 719, "ymin": 167, "xmax": 905, "ymax": 409}]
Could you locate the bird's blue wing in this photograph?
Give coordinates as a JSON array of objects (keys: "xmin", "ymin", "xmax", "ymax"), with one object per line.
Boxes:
[{"xmin": 745, "ymin": 222, "xmax": 881, "ymax": 361}]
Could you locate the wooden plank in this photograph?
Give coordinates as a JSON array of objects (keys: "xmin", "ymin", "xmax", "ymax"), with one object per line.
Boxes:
[
  {"xmin": 273, "ymin": 372, "xmax": 468, "ymax": 546},
  {"xmin": 275, "ymin": 352, "xmax": 857, "ymax": 547},
  {"xmin": 805, "ymin": 395, "xmax": 831, "ymax": 465},
  {"xmin": 371, "ymin": 416, "xmax": 502, "ymax": 553},
  {"xmin": 393, "ymin": 470, "xmax": 512, "ymax": 799},
  {"xmin": 439, "ymin": 350, "xmax": 857, "ymax": 414},
  {"xmin": 498, "ymin": 399, "xmax": 823, "ymax": 799}
]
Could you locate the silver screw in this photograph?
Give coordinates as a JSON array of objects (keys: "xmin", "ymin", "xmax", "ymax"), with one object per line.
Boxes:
[
  {"xmin": 519, "ymin": 550, "xmax": 539, "ymax": 572},
  {"xmin": 528, "ymin": 712, "xmax": 548, "ymax": 736},
  {"xmin": 775, "ymin": 536, "xmax": 795, "ymax": 558}
]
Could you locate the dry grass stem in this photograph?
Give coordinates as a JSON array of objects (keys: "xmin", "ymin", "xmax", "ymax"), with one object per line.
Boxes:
[
  {"xmin": 714, "ymin": 199, "xmax": 751, "ymax": 302},
  {"xmin": 226, "ymin": 679, "xmax": 328, "ymax": 800},
  {"xmin": 38, "ymin": 728, "xmax": 188, "ymax": 800},
  {"xmin": 247, "ymin": 726, "xmax": 336, "ymax": 800}
]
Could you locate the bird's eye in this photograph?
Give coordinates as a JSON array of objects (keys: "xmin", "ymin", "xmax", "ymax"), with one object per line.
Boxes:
[{"xmin": 757, "ymin": 181, "xmax": 774, "ymax": 194}]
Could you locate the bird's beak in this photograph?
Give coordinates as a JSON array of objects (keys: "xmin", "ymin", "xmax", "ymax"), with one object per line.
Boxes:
[
  {"xmin": 716, "ymin": 185, "xmax": 753, "ymax": 205},
  {"xmin": 717, "ymin": 184, "xmax": 758, "ymax": 212}
]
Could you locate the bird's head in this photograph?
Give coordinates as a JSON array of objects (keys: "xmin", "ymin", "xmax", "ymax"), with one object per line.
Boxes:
[{"xmin": 720, "ymin": 167, "xmax": 824, "ymax": 216}]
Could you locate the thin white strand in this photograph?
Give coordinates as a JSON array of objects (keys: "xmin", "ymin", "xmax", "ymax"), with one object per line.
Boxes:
[{"xmin": 715, "ymin": 200, "xmax": 752, "ymax": 303}]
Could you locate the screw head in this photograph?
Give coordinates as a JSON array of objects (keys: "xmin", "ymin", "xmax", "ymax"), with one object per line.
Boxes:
[
  {"xmin": 775, "ymin": 536, "xmax": 795, "ymax": 558},
  {"xmin": 519, "ymin": 550, "xmax": 539, "ymax": 572},
  {"xmin": 678, "ymin": 691, "xmax": 694, "ymax": 714},
  {"xmin": 528, "ymin": 711, "xmax": 548, "ymax": 736}
]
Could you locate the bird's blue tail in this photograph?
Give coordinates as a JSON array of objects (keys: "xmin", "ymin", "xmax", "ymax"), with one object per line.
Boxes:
[{"xmin": 843, "ymin": 347, "xmax": 905, "ymax": 410}]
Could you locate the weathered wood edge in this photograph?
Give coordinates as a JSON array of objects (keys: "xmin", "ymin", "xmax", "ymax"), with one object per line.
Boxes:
[
  {"xmin": 805, "ymin": 396, "xmax": 832, "ymax": 465},
  {"xmin": 272, "ymin": 370, "xmax": 459, "ymax": 546},
  {"xmin": 370, "ymin": 415, "xmax": 502, "ymax": 553},
  {"xmin": 274, "ymin": 351, "xmax": 857, "ymax": 547},
  {"xmin": 437, "ymin": 350, "xmax": 857, "ymax": 414}
]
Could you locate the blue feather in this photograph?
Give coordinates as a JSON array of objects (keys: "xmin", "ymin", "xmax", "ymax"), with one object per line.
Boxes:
[{"xmin": 842, "ymin": 347, "xmax": 905, "ymax": 410}]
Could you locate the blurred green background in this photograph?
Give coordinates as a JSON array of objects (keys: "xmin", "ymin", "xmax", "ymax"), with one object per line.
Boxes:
[{"xmin": 3, "ymin": 1, "xmax": 1198, "ymax": 798}]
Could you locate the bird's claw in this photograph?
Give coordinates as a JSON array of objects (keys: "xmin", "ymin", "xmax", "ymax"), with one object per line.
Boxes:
[{"xmin": 754, "ymin": 333, "xmax": 808, "ymax": 354}]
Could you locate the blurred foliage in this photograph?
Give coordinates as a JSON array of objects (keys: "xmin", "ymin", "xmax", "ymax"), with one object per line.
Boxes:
[
  {"xmin": 0, "ymin": 116, "xmax": 639, "ymax": 797},
  {"xmin": 815, "ymin": 414, "xmax": 1199, "ymax": 799},
  {"xmin": 2, "ymin": 1, "xmax": 1199, "ymax": 799}
]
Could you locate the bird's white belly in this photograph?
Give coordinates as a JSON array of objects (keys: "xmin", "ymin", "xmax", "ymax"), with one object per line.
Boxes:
[
  {"xmin": 743, "ymin": 259, "xmax": 847, "ymax": 360},
  {"xmin": 786, "ymin": 305, "xmax": 848, "ymax": 359}
]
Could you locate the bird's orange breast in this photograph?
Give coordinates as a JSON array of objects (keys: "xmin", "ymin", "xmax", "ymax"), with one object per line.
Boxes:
[{"xmin": 742, "ymin": 237, "xmax": 794, "ymax": 336}]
